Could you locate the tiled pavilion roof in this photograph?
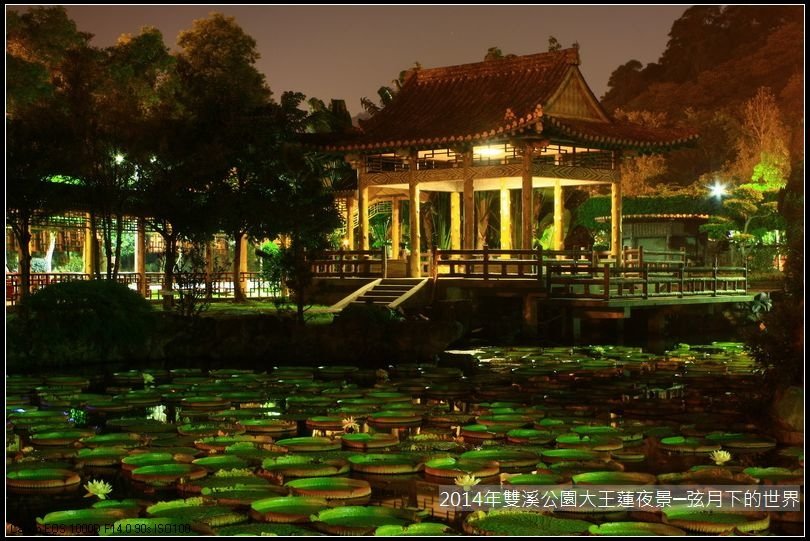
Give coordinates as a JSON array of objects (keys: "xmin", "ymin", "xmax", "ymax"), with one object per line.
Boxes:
[{"xmin": 319, "ymin": 48, "xmax": 697, "ymax": 152}]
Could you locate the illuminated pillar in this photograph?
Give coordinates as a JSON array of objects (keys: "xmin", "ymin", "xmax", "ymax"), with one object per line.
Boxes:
[
  {"xmin": 553, "ymin": 180, "xmax": 564, "ymax": 250},
  {"xmin": 239, "ymin": 234, "xmax": 248, "ymax": 284},
  {"xmin": 135, "ymin": 218, "xmax": 147, "ymax": 295},
  {"xmin": 359, "ymin": 183, "xmax": 370, "ymax": 251},
  {"xmin": 408, "ymin": 153, "xmax": 421, "ymax": 277},
  {"xmin": 462, "ymin": 150, "xmax": 475, "ymax": 250},
  {"xmin": 500, "ymin": 182, "xmax": 511, "ymax": 250},
  {"xmin": 611, "ymin": 180, "xmax": 623, "ymax": 264},
  {"xmin": 450, "ymin": 191, "xmax": 461, "ymax": 250},
  {"xmin": 83, "ymin": 213, "xmax": 95, "ymax": 275},
  {"xmin": 521, "ymin": 144, "xmax": 534, "ymax": 248},
  {"xmin": 345, "ymin": 196, "xmax": 355, "ymax": 249},
  {"xmin": 391, "ymin": 199, "xmax": 400, "ymax": 257}
]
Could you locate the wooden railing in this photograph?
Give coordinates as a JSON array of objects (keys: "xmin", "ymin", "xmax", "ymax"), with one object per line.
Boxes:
[
  {"xmin": 546, "ymin": 262, "xmax": 747, "ymax": 300},
  {"xmin": 309, "ymin": 249, "xmax": 387, "ymax": 278},
  {"xmin": 5, "ymin": 271, "xmax": 280, "ymax": 305},
  {"xmin": 432, "ymin": 246, "xmax": 593, "ymax": 281}
]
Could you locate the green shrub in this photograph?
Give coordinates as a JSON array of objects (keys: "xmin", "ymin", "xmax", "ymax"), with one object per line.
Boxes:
[
  {"xmin": 8, "ymin": 280, "xmax": 156, "ymax": 370},
  {"xmin": 30, "ymin": 257, "xmax": 47, "ymax": 272}
]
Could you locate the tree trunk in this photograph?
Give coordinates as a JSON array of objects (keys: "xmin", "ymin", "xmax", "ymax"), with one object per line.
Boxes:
[
  {"xmin": 232, "ymin": 231, "xmax": 247, "ymax": 303},
  {"xmin": 15, "ymin": 215, "xmax": 32, "ymax": 302},
  {"xmin": 112, "ymin": 213, "xmax": 123, "ymax": 279},
  {"xmin": 162, "ymin": 234, "xmax": 177, "ymax": 311},
  {"xmin": 103, "ymin": 213, "xmax": 114, "ymax": 280},
  {"xmin": 89, "ymin": 213, "xmax": 101, "ymax": 279},
  {"xmin": 44, "ymin": 231, "xmax": 56, "ymax": 273}
]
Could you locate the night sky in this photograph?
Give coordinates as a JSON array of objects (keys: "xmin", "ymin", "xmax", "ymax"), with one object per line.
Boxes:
[{"xmin": 14, "ymin": 5, "xmax": 689, "ymax": 116}]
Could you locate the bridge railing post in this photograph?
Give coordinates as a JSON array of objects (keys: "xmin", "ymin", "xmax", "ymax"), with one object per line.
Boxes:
[
  {"xmin": 381, "ymin": 247, "xmax": 387, "ymax": 278},
  {"xmin": 338, "ymin": 248, "xmax": 345, "ymax": 279},
  {"xmin": 603, "ymin": 263, "xmax": 611, "ymax": 300},
  {"xmin": 536, "ymin": 246, "xmax": 543, "ymax": 283},
  {"xmin": 712, "ymin": 256, "xmax": 718, "ymax": 296},
  {"xmin": 483, "ymin": 244, "xmax": 490, "ymax": 281}
]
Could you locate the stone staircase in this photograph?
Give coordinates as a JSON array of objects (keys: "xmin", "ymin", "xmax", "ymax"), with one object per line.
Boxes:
[{"xmin": 329, "ymin": 278, "xmax": 429, "ymax": 312}]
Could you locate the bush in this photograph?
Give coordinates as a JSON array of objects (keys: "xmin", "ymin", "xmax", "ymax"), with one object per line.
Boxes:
[
  {"xmin": 30, "ymin": 257, "xmax": 47, "ymax": 272},
  {"xmin": 8, "ymin": 280, "xmax": 156, "ymax": 370}
]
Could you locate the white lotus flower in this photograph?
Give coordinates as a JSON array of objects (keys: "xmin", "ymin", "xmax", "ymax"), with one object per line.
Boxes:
[
  {"xmin": 710, "ymin": 449, "xmax": 732, "ymax": 465},
  {"xmin": 454, "ymin": 474, "xmax": 480, "ymax": 492},
  {"xmin": 83, "ymin": 479, "xmax": 113, "ymax": 500}
]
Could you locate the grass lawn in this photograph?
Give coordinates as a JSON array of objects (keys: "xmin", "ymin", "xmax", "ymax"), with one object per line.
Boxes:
[{"xmin": 201, "ymin": 300, "xmax": 334, "ymax": 324}]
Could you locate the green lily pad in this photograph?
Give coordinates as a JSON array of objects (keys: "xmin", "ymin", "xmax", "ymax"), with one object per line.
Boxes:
[
  {"xmin": 192, "ymin": 455, "xmax": 249, "ymax": 471},
  {"xmin": 348, "ymin": 454, "xmax": 422, "ymax": 474},
  {"xmin": 275, "ymin": 437, "xmax": 342, "ymax": 452},
  {"xmin": 464, "ymin": 509, "xmax": 591, "ymax": 536},
  {"xmin": 310, "ymin": 506, "xmax": 410, "ymax": 535},
  {"xmin": 588, "ymin": 522, "xmax": 686, "ymax": 536},
  {"xmin": 250, "ymin": 496, "xmax": 330, "ymax": 523},
  {"xmin": 375, "ymin": 523, "xmax": 457, "ymax": 536},
  {"xmin": 503, "ymin": 473, "xmax": 563, "ymax": 485},
  {"xmin": 341, "ymin": 433, "xmax": 399, "ymax": 449},
  {"xmin": 37, "ymin": 508, "xmax": 135, "ymax": 531},
  {"xmin": 285, "ymin": 477, "xmax": 372, "ymax": 500},
  {"xmin": 99, "ymin": 517, "xmax": 199, "ymax": 536},
  {"xmin": 663, "ymin": 508, "xmax": 770, "ymax": 533},
  {"xmin": 572, "ymin": 471, "xmax": 656, "ymax": 485},
  {"xmin": 743, "ymin": 466, "xmax": 804, "ymax": 483}
]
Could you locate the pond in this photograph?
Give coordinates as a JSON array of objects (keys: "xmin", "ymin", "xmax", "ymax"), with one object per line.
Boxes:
[{"xmin": 6, "ymin": 342, "xmax": 803, "ymax": 536}]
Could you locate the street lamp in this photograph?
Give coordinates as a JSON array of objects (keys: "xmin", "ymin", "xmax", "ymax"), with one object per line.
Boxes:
[{"xmin": 709, "ymin": 181, "xmax": 727, "ymax": 199}]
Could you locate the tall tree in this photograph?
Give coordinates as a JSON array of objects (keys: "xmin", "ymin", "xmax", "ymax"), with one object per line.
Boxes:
[
  {"xmin": 7, "ymin": 6, "xmax": 89, "ymax": 299},
  {"xmin": 175, "ymin": 12, "xmax": 272, "ymax": 302}
]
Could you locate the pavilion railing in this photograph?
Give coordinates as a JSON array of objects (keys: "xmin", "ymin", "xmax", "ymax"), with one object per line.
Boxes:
[
  {"xmin": 309, "ymin": 249, "xmax": 387, "ymax": 278},
  {"xmin": 5, "ymin": 271, "xmax": 281, "ymax": 306},
  {"xmin": 545, "ymin": 262, "xmax": 747, "ymax": 300}
]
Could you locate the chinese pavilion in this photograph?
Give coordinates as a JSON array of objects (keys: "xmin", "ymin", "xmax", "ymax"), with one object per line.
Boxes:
[{"xmin": 320, "ymin": 47, "xmax": 697, "ymax": 277}]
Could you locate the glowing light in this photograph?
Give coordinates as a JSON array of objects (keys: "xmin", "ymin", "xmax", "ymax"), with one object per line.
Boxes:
[
  {"xmin": 709, "ymin": 181, "xmax": 727, "ymax": 199},
  {"xmin": 477, "ymin": 146, "xmax": 503, "ymax": 157},
  {"xmin": 114, "ymin": 153, "xmax": 125, "ymax": 164},
  {"xmin": 342, "ymin": 238, "xmax": 350, "ymax": 248}
]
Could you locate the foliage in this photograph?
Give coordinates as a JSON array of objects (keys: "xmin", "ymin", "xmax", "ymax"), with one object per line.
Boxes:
[
  {"xmin": 700, "ymin": 186, "xmax": 783, "ymax": 264},
  {"xmin": 30, "ymin": 257, "xmax": 47, "ymax": 273},
  {"xmin": 575, "ymin": 195, "xmax": 721, "ymax": 231},
  {"xmin": 257, "ymin": 241, "xmax": 284, "ymax": 294},
  {"xmin": 172, "ymin": 244, "xmax": 212, "ymax": 319},
  {"xmin": 370, "ymin": 214, "xmax": 392, "ymax": 250},
  {"xmin": 744, "ymin": 164, "xmax": 803, "ymax": 395},
  {"xmin": 602, "ymin": 6, "xmax": 802, "ymax": 183},
  {"xmin": 8, "ymin": 280, "xmax": 155, "ymax": 368}
]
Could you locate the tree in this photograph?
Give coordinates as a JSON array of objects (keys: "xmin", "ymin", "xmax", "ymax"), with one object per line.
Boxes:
[
  {"xmin": 547, "ymin": 36, "xmax": 561, "ymax": 52},
  {"xmin": 268, "ymin": 147, "xmax": 342, "ymax": 324},
  {"xmin": 731, "ymin": 87, "xmax": 790, "ymax": 189},
  {"xmin": 175, "ymin": 12, "xmax": 272, "ymax": 303},
  {"xmin": 7, "ymin": 6, "xmax": 89, "ymax": 300},
  {"xmin": 360, "ymin": 62, "xmax": 420, "ymax": 117},
  {"xmin": 700, "ymin": 185, "xmax": 782, "ymax": 266},
  {"xmin": 614, "ymin": 110, "xmax": 670, "ymax": 195}
]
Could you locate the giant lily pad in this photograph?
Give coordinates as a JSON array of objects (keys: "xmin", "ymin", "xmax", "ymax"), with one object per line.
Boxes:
[
  {"xmin": 572, "ymin": 471, "xmax": 656, "ymax": 485},
  {"xmin": 147, "ymin": 497, "xmax": 247, "ymax": 527},
  {"xmin": 36, "ymin": 508, "xmax": 136, "ymax": 534},
  {"xmin": 7, "ymin": 468, "xmax": 81, "ymax": 489},
  {"xmin": 285, "ymin": 477, "xmax": 372, "ymax": 501},
  {"xmin": 663, "ymin": 508, "xmax": 770, "ymax": 533},
  {"xmin": 214, "ymin": 522, "xmax": 316, "ymax": 536},
  {"xmin": 310, "ymin": 506, "xmax": 411, "ymax": 535},
  {"xmin": 131, "ymin": 463, "xmax": 208, "ymax": 485},
  {"xmin": 743, "ymin": 467, "xmax": 804, "ymax": 484},
  {"xmin": 424, "ymin": 457, "xmax": 499, "ymax": 478},
  {"xmin": 262, "ymin": 456, "xmax": 349, "ymax": 478},
  {"xmin": 192, "ymin": 455, "xmax": 249, "ymax": 471},
  {"xmin": 460, "ymin": 449, "xmax": 539, "ymax": 470},
  {"xmin": 375, "ymin": 523, "xmax": 457, "ymax": 536},
  {"xmin": 99, "ymin": 517, "xmax": 202, "ymax": 536},
  {"xmin": 250, "ymin": 496, "xmax": 329, "ymax": 523},
  {"xmin": 275, "ymin": 437, "xmax": 342, "ymax": 452},
  {"xmin": 588, "ymin": 522, "xmax": 686, "ymax": 536},
  {"xmin": 463, "ymin": 509, "xmax": 591, "ymax": 536},
  {"xmin": 341, "ymin": 433, "xmax": 399, "ymax": 450},
  {"xmin": 659, "ymin": 436, "xmax": 720, "ymax": 453},
  {"xmin": 348, "ymin": 454, "xmax": 422, "ymax": 474}
]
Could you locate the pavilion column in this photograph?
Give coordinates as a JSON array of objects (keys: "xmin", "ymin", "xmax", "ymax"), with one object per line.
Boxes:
[
  {"xmin": 345, "ymin": 196, "xmax": 355, "ymax": 249},
  {"xmin": 390, "ymin": 199, "xmax": 400, "ymax": 258},
  {"xmin": 407, "ymin": 152, "xmax": 421, "ymax": 277},
  {"xmin": 462, "ymin": 150, "xmax": 475, "ymax": 250},
  {"xmin": 450, "ymin": 191, "xmax": 461, "ymax": 250},
  {"xmin": 500, "ymin": 182, "xmax": 511, "ymax": 250},
  {"xmin": 359, "ymin": 182, "xmax": 370, "ymax": 251},
  {"xmin": 611, "ymin": 179, "xmax": 623, "ymax": 265},
  {"xmin": 239, "ymin": 234, "xmax": 249, "ymax": 287},
  {"xmin": 83, "ymin": 212, "xmax": 96, "ymax": 275},
  {"xmin": 553, "ymin": 179, "xmax": 564, "ymax": 250},
  {"xmin": 135, "ymin": 218, "xmax": 147, "ymax": 296},
  {"xmin": 521, "ymin": 144, "xmax": 534, "ymax": 248}
]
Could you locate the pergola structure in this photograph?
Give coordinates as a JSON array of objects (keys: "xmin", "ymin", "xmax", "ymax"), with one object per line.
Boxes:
[{"xmin": 321, "ymin": 48, "xmax": 697, "ymax": 277}]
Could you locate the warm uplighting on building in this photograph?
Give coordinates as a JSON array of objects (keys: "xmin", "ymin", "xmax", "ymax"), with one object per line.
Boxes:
[{"xmin": 476, "ymin": 145, "xmax": 504, "ymax": 157}]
